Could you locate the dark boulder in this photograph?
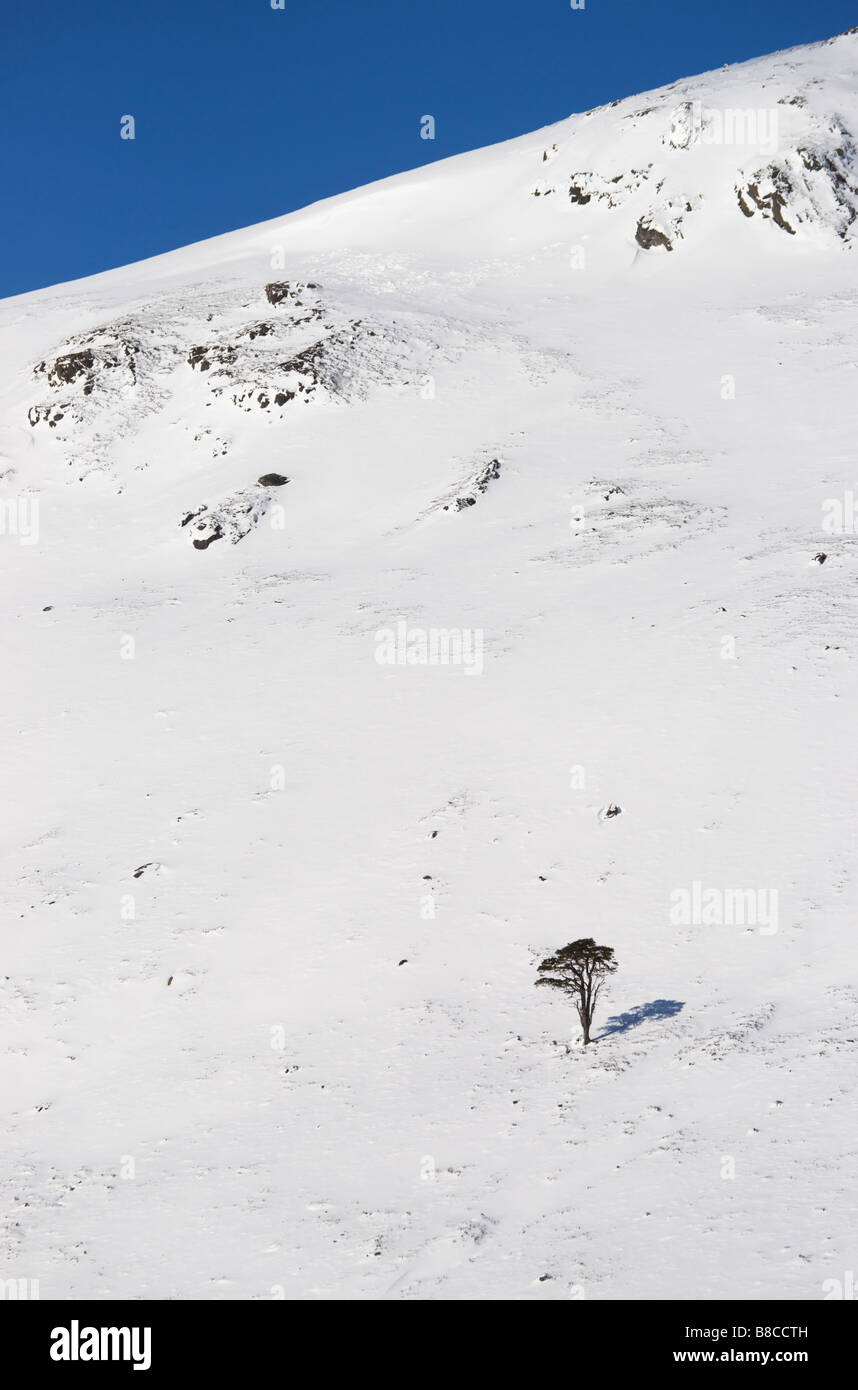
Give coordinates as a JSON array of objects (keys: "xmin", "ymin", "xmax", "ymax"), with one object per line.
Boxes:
[
  {"xmin": 635, "ymin": 220, "xmax": 673, "ymax": 251},
  {"xmin": 192, "ymin": 529, "xmax": 222, "ymax": 550},
  {"xmin": 52, "ymin": 349, "xmax": 94, "ymax": 385}
]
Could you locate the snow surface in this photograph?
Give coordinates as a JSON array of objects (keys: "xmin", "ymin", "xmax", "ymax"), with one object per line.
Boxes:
[{"xmin": 1, "ymin": 29, "xmax": 857, "ymax": 1300}]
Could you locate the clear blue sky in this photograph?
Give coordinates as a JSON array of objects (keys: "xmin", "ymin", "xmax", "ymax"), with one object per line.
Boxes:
[{"xmin": 1, "ymin": 0, "xmax": 854, "ymax": 297}]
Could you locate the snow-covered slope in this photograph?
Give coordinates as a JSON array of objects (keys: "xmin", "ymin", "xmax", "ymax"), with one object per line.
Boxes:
[{"xmin": 2, "ymin": 29, "xmax": 857, "ymax": 1301}]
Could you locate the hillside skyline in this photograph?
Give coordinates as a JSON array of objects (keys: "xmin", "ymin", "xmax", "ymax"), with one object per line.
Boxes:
[{"xmin": 2, "ymin": 0, "xmax": 856, "ymax": 298}]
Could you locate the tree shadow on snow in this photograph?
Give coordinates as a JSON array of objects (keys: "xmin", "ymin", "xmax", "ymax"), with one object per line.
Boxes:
[{"xmin": 596, "ymin": 999, "xmax": 684, "ymax": 1040}]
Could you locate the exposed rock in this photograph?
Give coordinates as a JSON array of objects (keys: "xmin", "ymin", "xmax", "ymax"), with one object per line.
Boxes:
[
  {"xmin": 635, "ymin": 218, "xmax": 673, "ymax": 251},
  {"xmin": 568, "ymin": 167, "xmax": 652, "ymax": 208},
  {"xmin": 182, "ymin": 488, "xmax": 273, "ymax": 550},
  {"xmin": 48, "ymin": 349, "xmax": 94, "ymax": 387},
  {"xmin": 187, "ymin": 343, "xmax": 238, "ymax": 373},
  {"xmin": 737, "ymin": 131, "xmax": 858, "ymax": 240},
  {"xmin": 28, "ymin": 325, "xmax": 150, "ymax": 453},
  {"xmin": 257, "ymin": 473, "xmax": 289, "ymax": 487},
  {"xmin": 739, "ymin": 179, "xmax": 796, "ymax": 234},
  {"xmin": 28, "ymin": 404, "xmax": 65, "ymax": 428},
  {"xmin": 25, "ymin": 284, "xmax": 413, "ymax": 475},
  {"xmin": 265, "ymin": 280, "xmax": 320, "ymax": 307},
  {"xmin": 443, "ymin": 457, "xmax": 502, "ymax": 512},
  {"xmin": 667, "ymin": 101, "xmax": 701, "ymax": 150},
  {"xmin": 192, "ymin": 530, "xmax": 222, "ymax": 551}
]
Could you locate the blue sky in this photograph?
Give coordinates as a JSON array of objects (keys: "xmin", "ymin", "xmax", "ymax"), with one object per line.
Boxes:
[{"xmin": 1, "ymin": 0, "xmax": 854, "ymax": 297}]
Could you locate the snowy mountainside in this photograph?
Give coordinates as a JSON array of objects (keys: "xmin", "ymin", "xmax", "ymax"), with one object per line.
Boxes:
[{"xmin": 0, "ymin": 29, "xmax": 857, "ymax": 1300}]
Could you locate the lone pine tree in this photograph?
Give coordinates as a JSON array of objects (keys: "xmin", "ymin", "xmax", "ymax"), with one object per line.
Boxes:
[{"xmin": 536, "ymin": 938, "xmax": 618, "ymax": 1045}]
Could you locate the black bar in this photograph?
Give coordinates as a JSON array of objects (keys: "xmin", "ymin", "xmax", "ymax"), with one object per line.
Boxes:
[{"xmin": 3, "ymin": 1298, "xmax": 850, "ymax": 1377}]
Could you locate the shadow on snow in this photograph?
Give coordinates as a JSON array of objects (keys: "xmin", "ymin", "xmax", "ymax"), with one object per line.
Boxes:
[{"xmin": 596, "ymin": 999, "xmax": 684, "ymax": 1039}]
